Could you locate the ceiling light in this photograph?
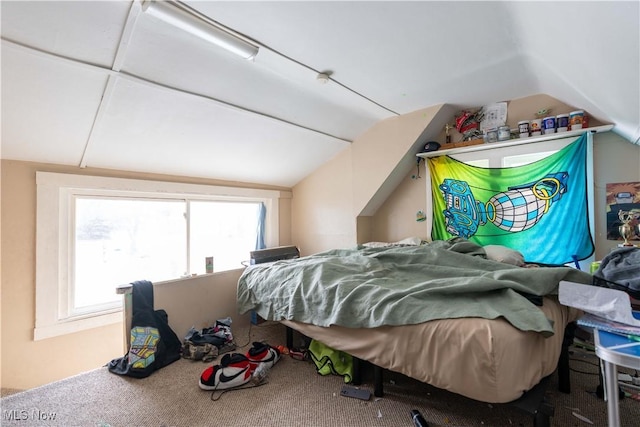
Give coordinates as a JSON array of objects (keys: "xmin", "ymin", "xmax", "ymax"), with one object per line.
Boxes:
[{"xmin": 141, "ymin": 0, "xmax": 259, "ymax": 60}]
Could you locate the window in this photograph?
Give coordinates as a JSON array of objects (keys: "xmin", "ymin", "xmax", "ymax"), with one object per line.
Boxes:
[
  {"xmin": 35, "ymin": 172, "xmax": 287, "ymax": 340},
  {"xmin": 502, "ymin": 150, "xmax": 557, "ymax": 168}
]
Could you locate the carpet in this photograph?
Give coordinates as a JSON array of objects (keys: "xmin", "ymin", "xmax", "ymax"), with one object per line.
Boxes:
[{"xmin": 2, "ymin": 322, "xmax": 639, "ymax": 426}]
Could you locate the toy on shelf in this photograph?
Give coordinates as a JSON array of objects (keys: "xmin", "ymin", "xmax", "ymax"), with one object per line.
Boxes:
[{"xmin": 455, "ymin": 108, "xmax": 484, "ymax": 141}]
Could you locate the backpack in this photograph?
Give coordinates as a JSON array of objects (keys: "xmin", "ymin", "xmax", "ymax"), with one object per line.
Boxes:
[{"xmin": 108, "ymin": 281, "xmax": 182, "ymax": 378}]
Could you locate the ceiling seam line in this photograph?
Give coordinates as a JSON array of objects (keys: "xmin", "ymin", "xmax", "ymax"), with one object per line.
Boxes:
[
  {"xmin": 80, "ymin": 1, "xmax": 142, "ymax": 168},
  {"xmin": 1, "ymin": 37, "xmax": 116, "ymax": 76},
  {"xmin": 79, "ymin": 76, "xmax": 119, "ymax": 168},
  {"xmin": 118, "ymin": 71, "xmax": 353, "ymax": 143},
  {"xmin": 255, "ymin": 46, "xmax": 399, "ymax": 117},
  {"xmin": 111, "ymin": 0, "xmax": 143, "ymax": 72},
  {"xmin": 0, "ymin": 37, "xmax": 352, "ymax": 144}
]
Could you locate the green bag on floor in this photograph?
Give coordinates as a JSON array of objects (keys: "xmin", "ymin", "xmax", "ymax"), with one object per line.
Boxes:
[{"xmin": 308, "ymin": 339, "xmax": 353, "ymax": 383}]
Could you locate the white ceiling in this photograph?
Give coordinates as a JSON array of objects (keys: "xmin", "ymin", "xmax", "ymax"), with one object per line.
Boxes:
[{"xmin": 2, "ymin": 1, "xmax": 639, "ymax": 187}]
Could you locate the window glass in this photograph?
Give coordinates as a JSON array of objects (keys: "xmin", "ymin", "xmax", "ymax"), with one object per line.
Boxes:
[
  {"xmin": 502, "ymin": 151, "xmax": 556, "ymax": 167},
  {"xmin": 74, "ymin": 197, "xmax": 186, "ymax": 313},
  {"xmin": 189, "ymin": 201, "xmax": 261, "ymax": 273},
  {"xmin": 463, "ymin": 159, "xmax": 489, "ymax": 168}
]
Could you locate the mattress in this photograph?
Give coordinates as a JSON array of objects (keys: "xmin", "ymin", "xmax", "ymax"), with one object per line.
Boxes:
[{"xmin": 282, "ymin": 296, "xmax": 581, "ymax": 403}]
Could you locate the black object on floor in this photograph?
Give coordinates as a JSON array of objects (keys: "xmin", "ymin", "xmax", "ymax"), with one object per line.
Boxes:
[
  {"xmin": 411, "ymin": 409, "xmax": 429, "ymax": 427},
  {"xmin": 340, "ymin": 385, "xmax": 371, "ymax": 401}
]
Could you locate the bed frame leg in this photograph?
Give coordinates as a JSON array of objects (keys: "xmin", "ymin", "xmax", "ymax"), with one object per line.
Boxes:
[
  {"xmin": 533, "ymin": 402, "xmax": 553, "ymax": 427},
  {"xmin": 510, "ymin": 375, "xmax": 553, "ymax": 427},
  {"xmin": 352, "ymin": 358, "xmax": 362, "ymax": 385},
  {"xmin": 285, "ymin": 326, "xmax": 294, "ymax": 349},
  {"xmin": 374, "ymin": 365, "xmax": 384, "ymax": 397},
  {"xmin": 558, "ymin": 322, "xmax": 575, "ymax": 394}
]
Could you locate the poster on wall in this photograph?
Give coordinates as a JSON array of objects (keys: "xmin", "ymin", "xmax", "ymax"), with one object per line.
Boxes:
[
  {"xmin": 606, "ymin": 182, "xmax": 640, "ymax": 242},
  {"xmin": 427, "ymin": 134, "xmax": 594, "ymax": 265}
]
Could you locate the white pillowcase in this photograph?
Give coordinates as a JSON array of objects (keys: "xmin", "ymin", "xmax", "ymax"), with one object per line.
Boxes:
[
  {"xmin": 483, "ymin": 245, "xmax": 525, "ymax": 266},
  {"xmin": 362, "ymin": 236, "xmax": 425, "ymax": 248}
]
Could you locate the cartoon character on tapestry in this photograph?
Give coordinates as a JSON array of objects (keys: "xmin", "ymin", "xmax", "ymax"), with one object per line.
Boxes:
[
  {"xmin": 427, "ymin": 134, "xmax": 593, "ymax": 265},
  {"xmin": 605, "ymin": 181, "xmax": 640, "ymax": 242}
]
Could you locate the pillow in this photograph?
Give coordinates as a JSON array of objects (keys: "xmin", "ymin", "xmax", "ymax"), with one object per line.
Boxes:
[
  {"xmin": 483, "ymin": 245, "xmax": 525, "ymax": 266},
  {"xmin": 362, "ymin": 236, "xmax": 425, "ymax": 248},
  {"xmin": 394, "ymin": 236, "xmax": 423, "ymax": 246}
]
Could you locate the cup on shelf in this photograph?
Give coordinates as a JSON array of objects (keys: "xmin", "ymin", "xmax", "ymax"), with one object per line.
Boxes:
[
  {"xmin": 556, "ymin": 114, "xmax": 569, "ymax": 132},
  {"xmin": 570, "ymin": 110, "xmax": 584, "ymax": 130},
  {"xmin": 530, "ymin": 118, "xmax": 542, "ymax": 136},
  {"xmin": 518, "ymin": 120, "xmax": 530, "ymax": 138},
  {"xmin": 497, "ymin": 125, "xmax": 511, "ymax": 141},
  {"xmin": 542, "ymin": 116, "xmax": 556, "ymax": 134},
  {"xmin": 485, "ymin": 128, "xmax": 498, "ymax": 143}
]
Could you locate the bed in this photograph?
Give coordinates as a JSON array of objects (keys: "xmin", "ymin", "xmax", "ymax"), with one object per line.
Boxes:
[{"xmin": 237, "ymin": 238, "xmax": 591, "ymax": 408}]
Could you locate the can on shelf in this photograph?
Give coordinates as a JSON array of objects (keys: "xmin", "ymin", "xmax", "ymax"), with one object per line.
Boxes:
[
  {"xmin": 570, "ymin": 110, "xmax": 584, "ymax": 130},
  {"xmin": 556, "ymin": 114, "xmax": 569, "ymax": 132},
  {"xmin": 518, "ymin": 120, "xmax": 530, "ymax": 138},
  {"xmin": 542, "ymin": 116, "xmax": 556, "ymax": 134},
  {"xmin": 497, "ymin": 125, "xmax": 511, "ymax": 141},
  {"xmin": 485, "ymin": 128, "xmax": 498, "ymax": 143},
  {"xmin": 530, "ymin": 118, "xmax": 542, "ymax": 136}
]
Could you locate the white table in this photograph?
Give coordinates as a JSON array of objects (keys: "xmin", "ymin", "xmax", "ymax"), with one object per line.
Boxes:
[{"xmin": 594, "ymin": 329, "xmax": 640, "ymax": 426}]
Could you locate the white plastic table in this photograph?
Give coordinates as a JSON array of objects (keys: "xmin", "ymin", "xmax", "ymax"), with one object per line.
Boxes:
[{"xmin": 594, "ymin": 329, "xmax": 640, "ymax": 426}]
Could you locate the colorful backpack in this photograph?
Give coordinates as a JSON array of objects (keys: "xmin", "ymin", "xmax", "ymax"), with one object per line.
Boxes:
[{"xmin": 108, "ymin": 281, "xmax": 182, "ymax": 378}]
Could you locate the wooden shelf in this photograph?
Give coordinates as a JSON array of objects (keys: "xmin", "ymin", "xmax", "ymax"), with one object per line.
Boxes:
[{"xmin": 417, "ymin": 125, "xmax": 614, "ymax": 159}]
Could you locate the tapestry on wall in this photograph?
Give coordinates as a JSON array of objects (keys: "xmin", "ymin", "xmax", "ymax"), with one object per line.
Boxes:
[{"xmin": 427, "ymin": 134, "xmax": 594, "ymax": 265}]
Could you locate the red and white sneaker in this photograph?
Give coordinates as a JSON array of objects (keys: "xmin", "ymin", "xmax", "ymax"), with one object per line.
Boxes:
[
  {"xmin": 199, "ymin": 353, "xmax": 252, "ymax": 391},
  {"xmin": 246, "ymin": 341, "xmax": 281, "ymax": 372}
]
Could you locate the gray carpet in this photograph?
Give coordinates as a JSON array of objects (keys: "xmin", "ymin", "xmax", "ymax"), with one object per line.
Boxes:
[{"xmin": 2, "ymin": 322, "xmax": 639, "ymax": 426}]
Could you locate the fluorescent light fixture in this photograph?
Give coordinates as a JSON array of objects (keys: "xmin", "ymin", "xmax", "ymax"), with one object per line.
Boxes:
[{"xmin": 141, "ymin": 0, "xmax": 259, "ymax": 60}]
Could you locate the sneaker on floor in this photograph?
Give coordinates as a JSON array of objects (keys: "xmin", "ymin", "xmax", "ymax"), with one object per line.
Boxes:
[
  {"xmin": 198, "ymin": 353, "xmax": 252, "ymax": 391},
  {"xmin": 246, "ymin": 341, "xmax": 281, "ymax": 372}
]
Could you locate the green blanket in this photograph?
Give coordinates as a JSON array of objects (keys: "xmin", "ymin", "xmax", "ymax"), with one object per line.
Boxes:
[{"xmin": 237, "ymin": 239, "xmax": 592, "ymax": 336}]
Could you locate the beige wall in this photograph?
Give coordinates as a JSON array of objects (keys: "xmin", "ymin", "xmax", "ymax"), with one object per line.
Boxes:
[
  {"xmin": 0, "ymin": 160, "xmax": 288, "ymax": 391},
  {"xmin": 292, "ymin": 104, "xmax": 447, "ymax": 253},
  {"xmin": 291, "ymin": 148, "xmax": 355, "ymax": 256},
  {"xmin": 350, "ymin": 105, "xmax": 445, "ymax": 217},
  {"xmin": 368, "ymin": 165, "xmax": 428, "ymax": 243},
  {"xmin": 154, "ymin": 270, "xmax": 249, "ymax": 340}
]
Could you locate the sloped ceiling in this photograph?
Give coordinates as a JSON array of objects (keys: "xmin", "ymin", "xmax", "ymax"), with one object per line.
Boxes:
[{"xmin": 1, "ymin": 1, "xmax": 638, "ymax": 187}]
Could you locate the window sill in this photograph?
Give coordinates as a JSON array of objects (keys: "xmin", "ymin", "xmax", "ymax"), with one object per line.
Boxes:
[{"xmin": 34, "ymin": 311, "xmax": 122, "ymax": 341}]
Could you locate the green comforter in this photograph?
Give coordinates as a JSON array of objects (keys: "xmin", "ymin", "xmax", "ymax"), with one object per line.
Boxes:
[{"xmin": 237, "ymin": 239, "xmax": 592, "ymax": 336}]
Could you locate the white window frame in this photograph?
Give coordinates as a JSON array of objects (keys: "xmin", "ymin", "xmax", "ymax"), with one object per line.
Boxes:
[{"xmin": 35, "ymin": 172, "xmax": 287, "ymax": 340}]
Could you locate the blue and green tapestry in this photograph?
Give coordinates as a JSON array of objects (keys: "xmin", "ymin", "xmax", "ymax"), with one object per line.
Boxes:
[{"xmin": 427, "ymin": 134, "xmax": 594, "ymax": 265}]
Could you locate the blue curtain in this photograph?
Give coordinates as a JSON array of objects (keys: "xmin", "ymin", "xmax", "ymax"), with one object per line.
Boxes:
[{"xmin": 255, "ymin": 202, "xmax": 266, "ymax": 250}]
